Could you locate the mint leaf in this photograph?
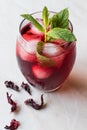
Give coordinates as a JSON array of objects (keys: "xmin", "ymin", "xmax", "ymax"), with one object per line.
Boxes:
[
  {"xmin": 21, "ymin": 14, "xmax": 45, "ymax": 32},
  {"xmin": 47, "ymin": 28, "xmax": 76, "ymax": 42},
  {"xmin": 36, "ymin": 42, "xmax": 56, "ymax": 67},
  {"xmin": 42, "ymin": 6, "xmax": 49, "ymax": 28},
  {"xmin": 51, "ymin": 8, "xmax": 69, "ymax": 29},
  {"xmin": 42, "ymin": 6, "xmax": 49, "ymax": 42}
]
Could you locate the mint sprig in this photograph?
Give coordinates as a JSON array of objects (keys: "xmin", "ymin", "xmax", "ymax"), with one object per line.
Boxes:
[
  {"xmin": 47, "ymin": 28, "xmax": 76, "ymax": 42},
  {"xmin": 42, "ymin": 6, "xmax": 49, "ymax": 42},
  {"xmin": 21, "ymin": 7, "xmax": 77, "ymax": 66},
  {"xmin": 21, "ymin": 7, "xmax": 76, "ymax": 43},
  {"xmin": 21, "ymin": 14, "xmax": 45, "ymax": 33},
  {"xmin": 42, "ymin": 6, "xmax": 49, "ymax": 28},
  {"xmin": 51, "ymin": 8, "xmax": 69, "ymax": 29},
  {"xmin": 36, "ymin": 42, "xmax": 56, "ymax": 67}
]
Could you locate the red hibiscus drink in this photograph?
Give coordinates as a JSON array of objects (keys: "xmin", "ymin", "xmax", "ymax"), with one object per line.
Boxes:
[{"xmin": 16, "ymin": 7, "xmax": 76, "ymax": 92}]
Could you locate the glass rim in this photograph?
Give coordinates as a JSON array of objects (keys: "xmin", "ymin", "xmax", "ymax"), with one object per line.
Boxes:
[
  {"xmin": 18, "ymin": 11, "xmax": 75, "ymax": 57},
  {"xmin": 19, "ymin": 11, "xmax": 73, "ymax": 35}
]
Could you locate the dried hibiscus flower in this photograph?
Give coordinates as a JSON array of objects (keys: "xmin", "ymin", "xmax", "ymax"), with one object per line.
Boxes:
[
  {"xmin": 24, "ymin": 94, "xmax": 44, "ymax": 110},
  {"xmin": 4, "ymin": 81, "xmax": 19, "ymax": 92},
  {"xmin": 4, "ymin": 119, "xmax": 20, "ymax": 130},
  {"xmin": 21, "ymin": 82, "xmax": 31, "ymax": 95},
  {"xmin": 6, "ymin": 92, "xmax": 17, "ymax": 112}
]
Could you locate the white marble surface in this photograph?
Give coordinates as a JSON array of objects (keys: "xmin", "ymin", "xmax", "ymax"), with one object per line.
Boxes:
[{"xmin": 0, "ymin": 0, "xmax": 87, "ymax": 130}]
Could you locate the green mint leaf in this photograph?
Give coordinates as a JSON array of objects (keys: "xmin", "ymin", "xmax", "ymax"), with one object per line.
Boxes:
[
  {"xmin": 42, "ymin": 6, "xmax": 49, "ymax": 42},
  {"xmin": 51, "ymin": 8, "xmax": 69, "ymax": 29},
  {"xmin": 47, "ymin": 28, "xmax": 76, "ymax": 42},
  {"xmin": 42, "ymin": 6, "xmax": 49, "ymax": 28},
  {"xmin": 36, "ymin": 42, "xmax": 56, "ymax": 67},
  {"xmin": 21, "ymin": 14, "xmax": 45, "ymax": 32}
]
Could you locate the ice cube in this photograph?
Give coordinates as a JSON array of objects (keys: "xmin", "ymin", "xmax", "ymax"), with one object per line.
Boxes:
[
  {"xmin": 32, "ymin": 65, "xmax": 53, "ymax": 79},
  {"xmin": 30, "ymin": 18, "xmax": 44, "ymax": 34},
  {"xmin": 23, "ymin": 34, "xmax": 31, "ymax": 41},
  {"xmin": 42, "ymin": 43, "xmax": 64, "ymax": 57},
  {"xmin": 16, "ymin": 39, "xmax": 41, "ymax": 62},
  {"xmin": 16, "ymin": 41, "xmax": 37, "ymax": 62},
  {"xmin": 22, "ymin": 39, "xmax": 40, "ymax": 54}
]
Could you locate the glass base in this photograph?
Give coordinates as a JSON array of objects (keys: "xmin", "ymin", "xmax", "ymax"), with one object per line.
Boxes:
[
  {"xmin": 44, "ymin": 84, "xmax": 63, "ymax": 93},
  {"xmin": 28, "ymin": 80, "xmax": 64, "ymax": 93}
]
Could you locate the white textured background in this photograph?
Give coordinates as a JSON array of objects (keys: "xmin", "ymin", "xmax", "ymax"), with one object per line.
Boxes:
[{"xmin": 0, "ymin": 0, "xmax": 87, "ymax": 130}]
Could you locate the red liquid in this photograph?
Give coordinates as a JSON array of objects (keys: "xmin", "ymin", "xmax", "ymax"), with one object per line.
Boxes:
[{"xmin": 16, "ymin": 21, "xmax": 76, "ymax": 91}]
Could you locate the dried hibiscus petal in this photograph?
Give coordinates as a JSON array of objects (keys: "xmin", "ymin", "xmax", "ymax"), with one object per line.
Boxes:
[
  {"xmin": 4, "ymin": 119, "xmax": 20, "ymax": 130},
  {"xmin": 6, "ymin": 92, "xmax": 17, "ymax": 112},
  {"xmin": 24, "ymin": 94, "xmax": 44, "ymax": 110},
  {"xmin": 21, "ymin": 82, "xmax": 31, "ymax": 95},
  {"xmin": 4, "ymin": 81, "xmax": 19, "ymax": 92}
]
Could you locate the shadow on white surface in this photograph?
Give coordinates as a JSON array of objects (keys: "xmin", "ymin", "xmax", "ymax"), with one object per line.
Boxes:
[
  {"xmin": 58, "ymin": 58, "xmax": 87, "ymax": 96},
  {"xmin": 53, "ymin": 66, "xmax": 87, "ymax": 130}
]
